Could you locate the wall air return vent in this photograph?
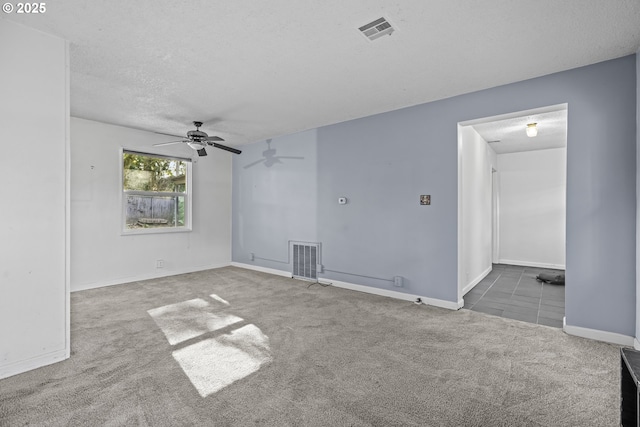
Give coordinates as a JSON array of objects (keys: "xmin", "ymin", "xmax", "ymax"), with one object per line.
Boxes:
[
  {"xmin": 291, "ymin": 241, "xmax": 321, "ymax": 281},
  {"xmin": 359, "ymin": 17, "xmax": 395, "ymax": 41}
]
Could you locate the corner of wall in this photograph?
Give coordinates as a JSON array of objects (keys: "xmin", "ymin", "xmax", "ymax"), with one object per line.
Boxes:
[{"xmin": 635, "ymin": 49, "xmax": 640, "ymax": 345}]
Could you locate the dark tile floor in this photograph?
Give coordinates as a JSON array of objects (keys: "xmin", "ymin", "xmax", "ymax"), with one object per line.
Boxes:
[{"xmin": 463, "ymin": 264, "xmax": 565, "ymax": 328}]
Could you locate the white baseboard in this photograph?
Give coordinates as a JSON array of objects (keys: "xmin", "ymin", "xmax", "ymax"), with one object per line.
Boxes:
[
  {"xmin": 230, "ymin": 262, "xmax": 292, "ymax": 278},
  {"xmin": 231, "ymin": 263, "xmax": 462, "ymax": 310},
  {"xmin": 71, "ymin": 262, "xmax": 231, "ymax": 292},
  {"xmin": 0, "ymin": 348, "xmax": 68, "ymax": 380},
  {"xmin": 328, "ymin": 279, "xmax": 461, "ymax": 310},
  {"xmin": 563, "ymin": 317, "xmax": 634, "ymax": 346},
  {"xmin": 498, "ymin": 259, "xmax": 565, "ymax": 270},
  {"xmin": 461, "ymin": 266, "xmax": 492, "ymax": 296},
  {"xmin": 634, "ymin": 338, "xmax": 640, "ymax": 350}
]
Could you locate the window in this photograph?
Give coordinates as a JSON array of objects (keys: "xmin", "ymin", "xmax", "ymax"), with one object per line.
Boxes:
[{"xmin": 122, "ymin": 149, "xmax": 192, "ymax": 233}]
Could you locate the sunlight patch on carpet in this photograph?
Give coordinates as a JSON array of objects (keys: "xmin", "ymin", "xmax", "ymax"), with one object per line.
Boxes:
[
  {"xmin": 147, "ymin": 298, "xmax": 243, "ymax": 345},
  {"xmin": 148, "ymin": 295, "xmax": 272, "ymax": 397},
  {"xmin": 210, "ymin": 294, "xmax": 230, "ymax": 305},
  {"xmin": 172, "ymin": 324, "xmax": 272, "ymax": 397}
]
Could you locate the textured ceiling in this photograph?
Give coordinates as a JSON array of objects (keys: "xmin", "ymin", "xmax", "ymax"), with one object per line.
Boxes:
[
  {"xmin": 471, "ymin": 107, "xmax": 568, "ymax": 155},
  {"xmin": 3, "ymin": 1, "xmax": 639, "ymax": 147}
]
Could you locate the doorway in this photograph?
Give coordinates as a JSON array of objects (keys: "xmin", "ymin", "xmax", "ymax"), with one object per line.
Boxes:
[{"xmin": 457, "ymin": 104, "xmax": 567, "ymax": 326}]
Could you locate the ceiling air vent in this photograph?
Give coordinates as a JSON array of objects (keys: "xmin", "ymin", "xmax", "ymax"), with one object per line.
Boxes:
[{"xmin": 359, "ymin": 17, "xmax": 394, "ymax": 41}]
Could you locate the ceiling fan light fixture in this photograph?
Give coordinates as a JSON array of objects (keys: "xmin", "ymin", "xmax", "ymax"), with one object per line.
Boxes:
[{"xmin": 526, "ymin": 122, "xmax": 538, "ymax": 137}]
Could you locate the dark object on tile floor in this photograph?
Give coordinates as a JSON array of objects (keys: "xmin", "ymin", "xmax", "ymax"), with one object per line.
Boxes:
[{"xmin": 536, "ymin": 272, "xmax": 565, "ymax": 285}]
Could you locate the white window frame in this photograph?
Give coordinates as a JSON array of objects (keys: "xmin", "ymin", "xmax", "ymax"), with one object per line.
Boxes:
[{"xmin": 120, "ymin": 148, "xmax": 193, "ymax": 235}]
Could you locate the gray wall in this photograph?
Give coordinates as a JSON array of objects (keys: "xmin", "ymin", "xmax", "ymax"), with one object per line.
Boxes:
[
  {"xmin": 233, "ymin": 131, "xmax": 318, "ymax": 269},
  {"xmin": 233, "ymin": 55, "xmax": 637, "ymax": 337}
]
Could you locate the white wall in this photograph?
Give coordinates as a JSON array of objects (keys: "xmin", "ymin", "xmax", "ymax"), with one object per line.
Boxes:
[
  {"xmin": 0, "ymin": 20, "xmax": 70, "ymax": 378},
  {"xmin": 459, "ymin": 126, "xmax": 497, "ymax": 296},
  {"xmin": 497, "ymin": 148, "xmax": 566, "ymax": 269},
  {"xmin": 71, "ymin": 118, "xmax": 232, "ymax": 291}
]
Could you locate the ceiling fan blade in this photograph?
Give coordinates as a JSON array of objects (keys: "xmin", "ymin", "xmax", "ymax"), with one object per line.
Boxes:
[
  {"xmin": 153, "ymin": 140, "xmax": 186, "ymax": 147},
  {"xmin": 197, "ymin": 148, "xmax": 208, "ymax": 157},
  {"xmin": 204, "ymin": 135, "xmax": 225, "ymax": 142},
  {"xmin": 211, "ymin": 143, "xmax": 242, "ymax": 155},
  {"xmin": 153, "ymin": 131, "xmax": 184, "ymax": 139}
]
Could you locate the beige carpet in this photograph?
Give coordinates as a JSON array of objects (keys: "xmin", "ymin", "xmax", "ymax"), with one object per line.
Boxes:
[{"xmin": 0, "ymin": 267, "xmax": 621, "ymax": 426}]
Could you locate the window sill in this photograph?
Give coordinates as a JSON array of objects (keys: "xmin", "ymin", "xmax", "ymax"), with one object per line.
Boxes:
[{"xmin": 121, "ymin": 226, "xmax": 192, "ymax": 236}]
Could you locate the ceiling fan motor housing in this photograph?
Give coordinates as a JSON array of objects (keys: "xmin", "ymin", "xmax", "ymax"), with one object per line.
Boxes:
[
  {"xmin": 187, "ymin": 129, "xmax": 208, "ymax": 143},
  {"xmin": 186, "ymin": 121, "xmax": 207, "ymax": 143}
]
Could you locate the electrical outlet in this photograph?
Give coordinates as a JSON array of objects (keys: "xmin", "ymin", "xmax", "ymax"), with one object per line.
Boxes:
[
  {"xmin": 156, "ymin": 259, "xmax": 164, "ymax": 268},
  {"xmin": 393, "ymin": 276, "xmax": 403, "ymax": 287}
]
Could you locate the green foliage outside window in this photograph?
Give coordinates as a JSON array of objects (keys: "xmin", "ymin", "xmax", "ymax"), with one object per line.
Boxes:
[
  {"xmin": 123, "ymin": 153, "xmax": 187, "ymax": 192},
  {"xmin": 177, "ymin": 197, "xmax": 185, "ymax": 226},
  {"xmin": 123, "ymin": 152, "xmax": 190, "ymax": 230}
]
